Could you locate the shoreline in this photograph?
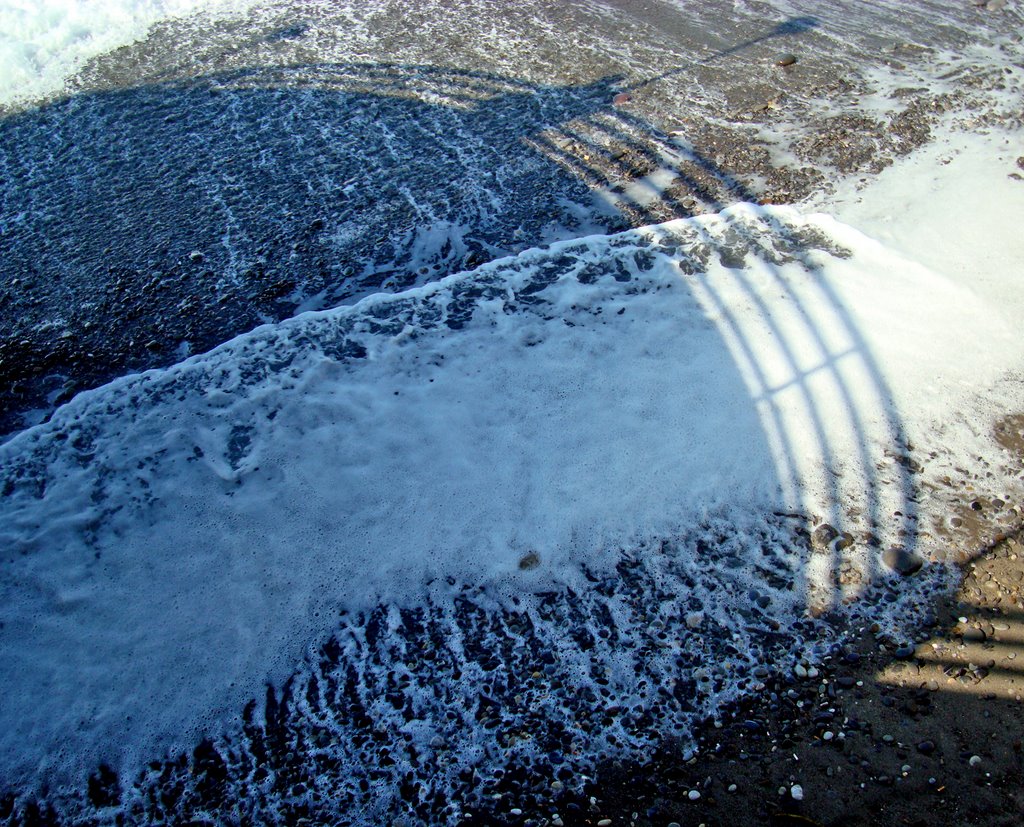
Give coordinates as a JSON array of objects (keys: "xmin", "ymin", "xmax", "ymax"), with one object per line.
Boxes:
[{"xmin": 3, "ymin": 4, "xmax": 1024, "ymax": 824}]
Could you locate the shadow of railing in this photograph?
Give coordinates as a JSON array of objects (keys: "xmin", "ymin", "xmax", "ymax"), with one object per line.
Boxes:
[{"xmin": 523, "ymin": 98, "xmax": 918, "ymax": 612}]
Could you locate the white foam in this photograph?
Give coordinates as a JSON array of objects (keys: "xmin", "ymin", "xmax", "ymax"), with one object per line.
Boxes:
[{"xmin": 0, "ymin": 0, "xmax": 256, "ymax": 107}]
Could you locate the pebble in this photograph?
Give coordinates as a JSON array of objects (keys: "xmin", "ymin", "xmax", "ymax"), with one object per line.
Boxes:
[
  {"xmin": 776, "ymin": 53, "xmax": 798, "ymax": 67},
  {"xmin": 688, "ymin": 790, "xmax": 701, "ymax": 801},
  {"xmin": 883, "ymin": 547, "xmax": 924, "ymax": 576},
  {"xmin": 518, "ymin": 552, "xmax": 540, "ymax": 570},
  {"xmin": 916, "ymin": 740, "xmax": 936, "ymax": 755},
  {"xmin": 612, "ymin": 92, "xmax": 632, "ymax": 105},
  {"xmin": 728, "ymin": 784, "xmax": 738, "ymax": 793},
  {"xmin": 791, "ymin": 784, "xmax": 804, "ymax": 801},
  {"xmin": 969, "ymin": 755, "xmax": 982, "ymax": 767},
  {"xmin": 811, "ymin": 523, "xmax": 839, "ymax": 550}
]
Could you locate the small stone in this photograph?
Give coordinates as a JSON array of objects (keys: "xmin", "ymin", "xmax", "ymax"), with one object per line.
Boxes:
[
  {"xmin": 776, "ymin": 53, "xmax": 798, "ymax": 67},
  {"xmin": 189, "ymin": 250, "xmax": 204, "ymax": 263},
  {"xmin": 791, "ymin": 784, "xmax": 804, "ymax": 801},
  {"xmin": 612, "ymin": 92, "xmax": 631, "ymax": 105},
  {"xmin": 883, "ymin": 547, "xmax": 924, "ymax": 576},
  {"xmin": 794, "ymin": 664, "xmax": 808, "ymax": 678},
  {"xmin": 969, "ymin": 755, "xmax": 982, "ymax": 767},
  {"xmin": 895, "ymin": 644, "xmax": 915, "ymax": 659},
  {"xmin": 916, "ymin": 740, "xmax": 936, "ymax": 755},
  {"xmin": 688, "ymin": 790, "xmax": 701, "ymax": 801},
  {"xmin": 811, "ymin": 523, "xmax": 839, "ymax": 551},
  {"xmin": 510, "ymin": 808, "xmax": 522, "ymax": 816},
  {"xmin": 823, "ymin": 731, "xmax": 834, "ymax": 741},
  {"xmin": 727, "ymin": 784, "xmax": 737, "ymax": 793},
  {"xmin": 597, "ymin": 820, "xmax": 613, "ymax": 826},
  {"xmin": 518, "ymin": 552, "xmax": 540, "ymax": 570}
]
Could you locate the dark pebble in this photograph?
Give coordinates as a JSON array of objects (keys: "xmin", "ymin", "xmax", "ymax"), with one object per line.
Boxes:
[
  {"xmin": 882, "ymin": 547, "xmax": 924, "ymax": 576},
  {"xmin": 776, "ymin": 53, "xmax": 798, "ymax": 67},
  {"xmin": 916, "ymin": 740, "xmax": 936, "ymax": 755},
  {"xmin": 837, "ymin": 676, "xmax": 856, "ymax": 688}
]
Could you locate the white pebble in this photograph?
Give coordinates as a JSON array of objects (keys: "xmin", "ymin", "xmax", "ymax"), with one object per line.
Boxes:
[
  {"xmin": 728, "ymin": 784, "xmax": 738, "ymax": 793},
  {"xmin": 969, "ymin": 755, "xmax": 982, "ymax": 766},
  {"xmin": 823, "ymin": 731, "xmax": 834, "ymax": 741},
  {"xmin": 688, "ymin": 790, "xmax": 701, "ymax": 801},
  {"xmin": 791, "ymin": 784, "xmax": 804, "ymax": 801}
]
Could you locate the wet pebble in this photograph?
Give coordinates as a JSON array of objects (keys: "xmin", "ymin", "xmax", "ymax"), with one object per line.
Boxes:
[
  {"xmin": 883, "ymin": 547, "xmax": 924, "ymax": 576},
  {"xmin": 776, "ymin": 54, "xmax": 798, "ymax": 67},
  {"xmin": 916, "ymin": 740, "xmax": 936, "ymax": 755},
  {"xmin": 811, "ymin": 523, "xmax": 839, "ymax": 550}
]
